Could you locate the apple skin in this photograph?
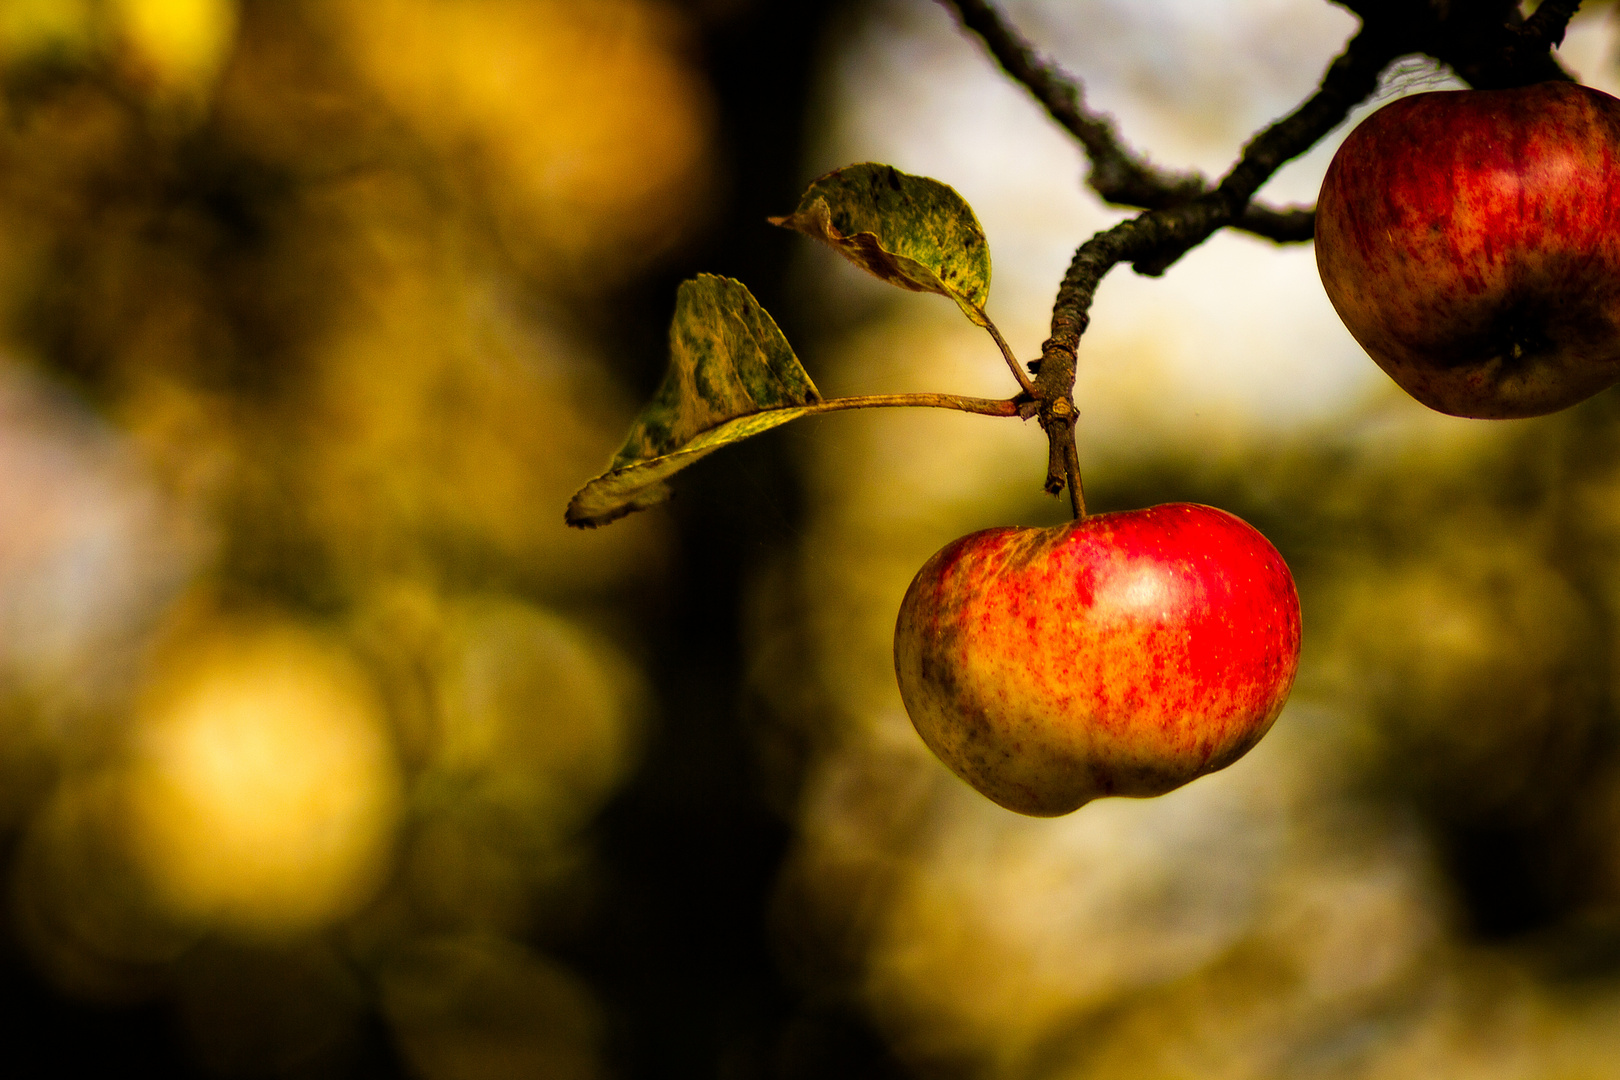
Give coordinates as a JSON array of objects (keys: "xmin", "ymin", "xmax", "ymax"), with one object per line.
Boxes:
[
  {"xmin": 1316, "ymin": 81, "xmax": 1620, "ymax": 419},
  {"xmin": 893, "ymin": 503, "xmax": 1301, "ymax": 817}
]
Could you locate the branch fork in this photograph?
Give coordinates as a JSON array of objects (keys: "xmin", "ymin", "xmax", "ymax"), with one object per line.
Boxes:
[{"xmin": 938, "ymin": 0, "xmax": 1585, "ymax": 519}]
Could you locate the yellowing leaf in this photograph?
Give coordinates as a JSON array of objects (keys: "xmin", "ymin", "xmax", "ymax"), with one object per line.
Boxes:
[
  {"xmin": 770, "ymin": 163, "xmax": 992, "ymax": 326},
  {"xmin": 566, "ymin": 275, "xmax": 821, "ymax": 527}
]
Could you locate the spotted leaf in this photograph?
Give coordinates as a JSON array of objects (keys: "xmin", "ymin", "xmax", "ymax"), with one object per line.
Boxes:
[
  {"xmin": 566, "ymin": 274, "xmax": 821, "ymax": 527},
  {"xmin": 770, "ymin": 162, "xmax": 992, "ymax": 325}
]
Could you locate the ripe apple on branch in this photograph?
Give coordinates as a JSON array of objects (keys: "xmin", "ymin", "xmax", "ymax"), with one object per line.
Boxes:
[
  {"xmin": 1316, "ymin": 80, "xmax": 1620, "ymax": 419},
  {"xmin": 895, "ymin": 505, "xmax": 1301, "ymax": 816},
  {"xmin": 565, "ymin": 0, "xmax": 1599, "ymax": 817}
]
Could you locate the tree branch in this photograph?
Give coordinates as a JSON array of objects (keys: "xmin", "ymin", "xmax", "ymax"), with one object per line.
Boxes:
[
  {"xmin": 1524, "ymin": 0, "xmax": 1584, "ymax": 48},
  {"xmin": 1333, "ymin": 0, "xmax": 1578, "ymax": 88},
  {"xmin": 1037, "ymin": 21, "xmax": 1399, "ymax": 371},
  {"xmin": 938, "ymin": 0, "xmax": 1316, "ymax": 245},
  {"xmin": 937, "ymin": 0, "xmax": 1584, "ymax": 515}
]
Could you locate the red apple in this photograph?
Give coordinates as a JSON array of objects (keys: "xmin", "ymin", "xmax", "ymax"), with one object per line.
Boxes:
[
  {"xmin": 1315, "ymin": 81, "xmax": 1620, "ymax": 419},
  {"xmin": 893, "ymin": 503, "xmax": 1301, "ymax": 816}
]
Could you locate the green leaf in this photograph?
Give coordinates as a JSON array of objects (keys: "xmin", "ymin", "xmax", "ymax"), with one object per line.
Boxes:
[
  {"xmin": 769, "ymin": 162, "xmax": 992, "ymax": 326},
  {"xmin": 566, "ymin": 274, "xmax": 821, "ymax": 528}
]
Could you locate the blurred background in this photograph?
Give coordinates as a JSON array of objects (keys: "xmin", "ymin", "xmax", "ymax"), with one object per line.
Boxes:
[{"xmin": 3, "ymin": 0, "xmax": 1620, "ymax": 1077}]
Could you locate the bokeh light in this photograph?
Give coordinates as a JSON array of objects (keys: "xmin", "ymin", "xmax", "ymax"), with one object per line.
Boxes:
[
  {"xmin": 330, "ymin": 0, "xmax": 715, "ymax": 286},
  {"xmin": 110, "ymin": 0, "xmax": 239, "ymax": 105},
  {"xmin": 0, "ymin": 0, "xmax": 684, "ymax": 1069},
  {"xmin": 123, "ymin": 614, "xmax": 403, "ymax": 937}
]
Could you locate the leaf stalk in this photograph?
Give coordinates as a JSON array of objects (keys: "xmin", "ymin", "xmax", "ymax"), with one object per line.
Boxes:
[{"xmin": 810, "ymin": 392, "xmax": 1022, "ymax": 418}]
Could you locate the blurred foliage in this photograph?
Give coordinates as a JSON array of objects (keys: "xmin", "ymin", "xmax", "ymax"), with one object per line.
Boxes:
[{"xmin": 0, "ymin": 0, "xmax": 709, "ymax": 1075}]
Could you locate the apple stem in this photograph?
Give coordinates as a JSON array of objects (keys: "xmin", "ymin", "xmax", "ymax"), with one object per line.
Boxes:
[{"xmin": 1062, "ymin": 432, "xmax": 1085, "ymax": 519}]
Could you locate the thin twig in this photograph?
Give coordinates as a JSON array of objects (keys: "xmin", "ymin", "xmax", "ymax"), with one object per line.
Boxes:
[{"xmin": 939, "ymin": 0, "xmax": 1316, "ymax": 244}]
